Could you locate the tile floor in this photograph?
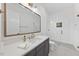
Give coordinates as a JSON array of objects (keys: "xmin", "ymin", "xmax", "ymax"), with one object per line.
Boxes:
[{"xmin": 49, "ymin": 41, "xmax": 79, "ymax": 56}]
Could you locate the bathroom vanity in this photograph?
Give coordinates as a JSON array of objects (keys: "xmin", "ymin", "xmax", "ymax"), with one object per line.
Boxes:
[
  {"xmin": 2, "ymin": 36, "xmax": 49, "ymax": 56},
  {"xmin": 1, "ymin": 4, "xmax": 49, "ymax": 56},
  {"xmin": 24, "ymin": 37, "xmax": 49, "ymax": 56}
]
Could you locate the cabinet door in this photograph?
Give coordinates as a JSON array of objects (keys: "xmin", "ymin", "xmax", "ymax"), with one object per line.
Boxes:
[
  {"xmin": 44, "ymin": 39, "xmax": 49, "ymax": 56},
  {"xmin": 36, "ymin": 39, "xmax": 49, "ymax": 56},
  {"xmin": 36, "ymin": 42, "xmax": 45, "ymax": 56},
  {"xmin": 23, "ymin": 48, "xmax": 36, "ymax": 56}
]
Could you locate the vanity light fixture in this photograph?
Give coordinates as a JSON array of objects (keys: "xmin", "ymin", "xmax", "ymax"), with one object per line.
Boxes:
[
  {"xmin": 0, "ymin": 10, "xmax": 2, "ymax": 13},
  {"xmin": 77, "ymin": 14, "xmax": 79, "ymax": 17},
  {"xmin": 28, "ymin": 3, "xmax": 33, "ymax": 7},
  {"xmin": 0, "ymin": 9, "xmax": 3, "ymax": 13},
  {"xmin": 28, "ymin": 3, "xmax": 37, "ymax": 8}
]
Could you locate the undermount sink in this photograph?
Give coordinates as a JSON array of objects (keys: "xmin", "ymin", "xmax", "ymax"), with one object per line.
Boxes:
[
  {"xmin": 18, "ymin": 41, "xmax": 31, "ymax": 49},
  {"xmin": 18, "ymin": 37, "xmax": 41, "ymax": 49}
]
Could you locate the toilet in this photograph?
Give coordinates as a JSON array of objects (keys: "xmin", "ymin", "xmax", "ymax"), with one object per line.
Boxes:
[
  {"xmin": 47, "ymin": 31, "xmax": 57, "ymax": 52},
  {"xmin": 49, "ymin": 40, "xmax": 57, "ymax": 52},
  {"xmin": 74, "ymin": 44, "xmax": 79, "ymax": 51}
]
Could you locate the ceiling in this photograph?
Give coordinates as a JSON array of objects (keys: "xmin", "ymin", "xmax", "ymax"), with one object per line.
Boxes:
[{"xmin": 36, "ymin": 3, "xmax": 74, "ymax": 15}]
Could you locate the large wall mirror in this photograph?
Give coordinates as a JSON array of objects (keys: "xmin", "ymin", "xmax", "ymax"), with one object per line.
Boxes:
[{"xmin": 3, "ymin": 3, "xmax": 41, "ymax": 37}]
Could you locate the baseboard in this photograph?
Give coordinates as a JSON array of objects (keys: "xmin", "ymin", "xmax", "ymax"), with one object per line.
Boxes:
[{"xmin": 52, "ymin": 39, "xmax": 72, "ymax": 45}]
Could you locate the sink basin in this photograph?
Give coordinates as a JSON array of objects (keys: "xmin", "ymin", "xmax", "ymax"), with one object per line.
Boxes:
[
  {"xmin": 18, "ymin": 37, "xmax": 42, "ymax": 49},
  {"xmin": 29, "ymin": 37, "xmax": 41, "ymax": 43},
  {"xmin": 18, "ymin": 41, "xmax": 31, "ymax": 49}
]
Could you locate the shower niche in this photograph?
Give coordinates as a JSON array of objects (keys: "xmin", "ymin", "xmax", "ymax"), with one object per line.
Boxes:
[
  {"xmin": 3, "ymin": 3, "xmax": 41, "ymax": 37},
  {"xmin": 56, "ymin": 22, "xmax": 62, "ymax": 28}
]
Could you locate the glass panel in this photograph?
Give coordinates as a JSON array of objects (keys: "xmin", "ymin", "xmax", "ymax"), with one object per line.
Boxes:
[{"xmin": 4, "ymin": 3, "xmax": 41, "ymax": 36}]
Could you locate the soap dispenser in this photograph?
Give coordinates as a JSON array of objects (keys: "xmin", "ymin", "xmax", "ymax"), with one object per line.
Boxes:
[{"xmin": 23, "ymin": 35, "xmax": 26, "ymax": 42}]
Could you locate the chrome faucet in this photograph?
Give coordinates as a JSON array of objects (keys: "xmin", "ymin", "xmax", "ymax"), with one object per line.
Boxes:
[
  {"xmin": 23, "ymin": 35, "xmax": 26, "ymax": 42},
  {"xmin": 31, "ymin": 33, "xmax": 35, "ymax": 39},
  {"xmin": 26, "ymin": 34, "xmax": 35, "ymax": 40}
]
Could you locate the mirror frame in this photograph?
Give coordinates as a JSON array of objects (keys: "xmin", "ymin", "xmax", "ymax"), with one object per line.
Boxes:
[{"xmin": 3, "ymin": 3, "xmax": 41, "ymax": 37}]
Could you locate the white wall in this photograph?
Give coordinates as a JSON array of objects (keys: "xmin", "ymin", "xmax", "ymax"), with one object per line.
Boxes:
[
  {"xmin": 72, "ymin": 4, "xmax": 79, "ymax": 46},
  {"xmin": 0, "ymin": 3, "xmax": 47, "ymax": 46},
  {"xmin": 47, "ymin": 4, "xmax": 79, "ymax": 46},
  {"xmin": 47, "ymin": 6, "xmax": 75, "ymax": 44},
  {"xmin": 37, "ymin": 6, "xmax": 47, "ymax": 35}
]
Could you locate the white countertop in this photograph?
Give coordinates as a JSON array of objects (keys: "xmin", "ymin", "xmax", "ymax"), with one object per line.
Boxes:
[{"xmin": 2, "ymin": 35, "xmax": 48, "ymax": 56}]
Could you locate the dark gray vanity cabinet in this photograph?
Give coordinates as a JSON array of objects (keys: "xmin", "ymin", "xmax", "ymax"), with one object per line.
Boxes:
[
  {"xmin": 23, "ymin": 38, "xmax": 49, "ymax": 56},
  {"xmin": 25, "ymin": 48, "xmax": 36, "ymax": 56}
]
